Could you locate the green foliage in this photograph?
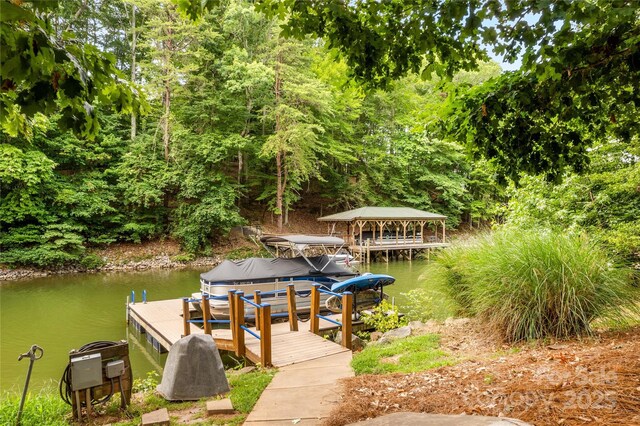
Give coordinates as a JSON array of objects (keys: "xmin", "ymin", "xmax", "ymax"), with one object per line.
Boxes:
[
  {"xmin": 0, "ymin": 0, "xmax": 145, "ymax": 139},
  {"xmin": 361, "ymin": 300, "xmax": 408, "ymax": 333},
  {"xmin": 403, "ymin": 287, "xmax": 457, "ymax": 322},
  {"xmin": 351, "ymin": 334, "xmax": 452, "ymax": 375},
  {"xmin": 132, "ymin": 370, "xmax": 160, "ymax": 394},
  {"xmin": 0, "ymin": 223, "xmax": 86, "ymax": 267},
  {"xmin": 506, "ymin": 140, "xmax": 640, "ymax": 264},
  {"xmin": 431, "ymin": 229, "xmax": 640, "ymax": 342},
  {"xmin": 79, "ymin": 253, "xmax": 105, "ymax": 269},
  {"xmin": 0, "ymin": 389, "xmax": 70, "ymax": 426},
  {"xmin": 0, "ymin": 0, "xmax": 508, "ymax": 267}
]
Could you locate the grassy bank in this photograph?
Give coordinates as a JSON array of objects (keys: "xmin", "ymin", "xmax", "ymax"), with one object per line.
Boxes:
[
  {"xmin": 0, "ymin": 369, "xmax": 274, "ymax": 426},
  {"xmin": 351, "ymin": 334, "xmax": 454, "ymax": 375}
]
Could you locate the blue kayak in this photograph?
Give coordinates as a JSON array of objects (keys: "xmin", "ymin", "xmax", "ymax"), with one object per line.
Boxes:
[{"xmin": 330, "ymin": 273, "xmax": 395, "ymax": 293}]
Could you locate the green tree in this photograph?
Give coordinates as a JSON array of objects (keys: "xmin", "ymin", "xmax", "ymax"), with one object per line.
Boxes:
[{"xmin": 1, "ymin": 0, "xmax": 144, "ymax": 139}]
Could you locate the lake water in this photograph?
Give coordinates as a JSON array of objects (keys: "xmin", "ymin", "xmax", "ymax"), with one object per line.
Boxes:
[{"xmin": 0, "ymin": 260, "xmax": 434, "ymax": 392}]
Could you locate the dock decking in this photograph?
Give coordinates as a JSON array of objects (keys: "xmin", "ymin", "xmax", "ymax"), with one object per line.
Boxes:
[{"xmin": 128, "ymin": 299, "xmax": 351, "ymax": 368}]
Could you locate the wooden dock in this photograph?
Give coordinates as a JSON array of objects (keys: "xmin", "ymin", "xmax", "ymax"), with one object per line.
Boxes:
[
  {"xmin": 128, "ymin": 298, "xmax": 351, "ymax": 368},
  {"xmin": 351, "ymin": 241, "xmax": 449, "ymax": 263}
]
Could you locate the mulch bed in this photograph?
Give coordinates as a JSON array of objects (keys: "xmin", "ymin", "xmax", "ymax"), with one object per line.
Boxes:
[{"xmin": 326, "ymin": 328, "xmax": 640, "ymax": 425}]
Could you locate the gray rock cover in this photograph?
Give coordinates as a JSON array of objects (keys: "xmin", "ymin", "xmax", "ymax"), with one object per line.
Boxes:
[{"xmin": 157, "ymin": 334, "xmax": 230, "ymax": 401}]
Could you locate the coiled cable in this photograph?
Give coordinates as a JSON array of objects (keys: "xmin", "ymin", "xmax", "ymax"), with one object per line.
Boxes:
[{"xmin": 59, "ymin": 341, "xmax": 122, "ymax": 407}]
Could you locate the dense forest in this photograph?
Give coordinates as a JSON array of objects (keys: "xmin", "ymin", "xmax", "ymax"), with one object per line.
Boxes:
[{"xmin": 1, "ymin": 0, "xmax": 638, "ymax": 268}]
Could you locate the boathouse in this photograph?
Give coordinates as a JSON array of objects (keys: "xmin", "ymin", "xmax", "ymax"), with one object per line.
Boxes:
[{"xmin": 318, "ymin": 206, "xmax": 449, "ymax": 263}]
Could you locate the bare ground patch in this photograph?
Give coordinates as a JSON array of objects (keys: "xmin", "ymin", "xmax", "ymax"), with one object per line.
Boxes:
[{"xmin": 326, "ymin": 326, "xmax": 640, "ymax": 426}]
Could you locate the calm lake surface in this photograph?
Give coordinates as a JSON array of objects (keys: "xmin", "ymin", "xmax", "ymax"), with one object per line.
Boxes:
[{"xmin": 0, "ymin": 260, "xmax": 432, "ymax": 392}]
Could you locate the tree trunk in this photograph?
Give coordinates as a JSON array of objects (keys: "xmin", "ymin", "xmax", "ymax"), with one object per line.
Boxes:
[
  {"xmin": 276, "ymin": 150, "xmax": 283, "ymax": 231},
  {"xmin": 162, "ymin": 9, "xmax": 174, "ymax": 162},
  {"xmin": 274, "ymin": 46, "xmax": 284, "ymax": 231},
  {"xmin": 130, "ymin": 4, "xmax": 137, "ymax": 140}
]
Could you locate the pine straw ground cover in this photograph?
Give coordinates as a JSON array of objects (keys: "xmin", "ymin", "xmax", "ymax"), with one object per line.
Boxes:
[{"xmin": 325, "ymin": 327, "xmax": 640, "ymax": 426}]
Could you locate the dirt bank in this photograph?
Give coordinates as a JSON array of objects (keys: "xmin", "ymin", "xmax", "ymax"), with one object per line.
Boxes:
[
  {"xmin": 0, "ymin": 211, "xmax": 327, "ymax": 281},
  {"xmin": 326, "ymin": 326, "xmax": 640, "ymax": 426}
]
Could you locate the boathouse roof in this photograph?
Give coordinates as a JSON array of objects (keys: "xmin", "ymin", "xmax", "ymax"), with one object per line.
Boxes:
[{"xmin": 317, "ymin": 206, "xmax": 446, "ymax": 222}]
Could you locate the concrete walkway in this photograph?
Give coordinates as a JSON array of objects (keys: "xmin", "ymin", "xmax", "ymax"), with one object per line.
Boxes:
[{"xmin": 244, "ymin": 351, "xmax": 353, "ymax": 425}]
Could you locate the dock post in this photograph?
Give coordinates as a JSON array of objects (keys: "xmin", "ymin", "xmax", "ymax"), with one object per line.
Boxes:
[
  {"xmin": 201, "ymin": 294, "xmax": 212, "ymax": 335},
  {"xmin": 254, "ymin": 290, "xmax": 261, "ymax": 331},
  {"xmin": 126, "ymin": 296, "xmax": 130, "ymax": 323},
  {"xmin": 366, "ymin": 239, "xmax": 371, "ymax": 264},
  {"xmin": 182, "ymin": 298, "xmax": 190, "ymax": 337},
  {"xmin": 260, "ymin": 304, "xmax": 272, "ymax": 367},
  {"xmin": 286, "ymin": 284, "xmax": 298, "ymax": 331},
  {"xmin": 341, "ymin": 292, "xmax": 353, "ymax": 350},
  {"xmin": 228, "ymin": 290, "xmax": 236, "ymax": 349},
  {"xmin": 310, "ymin": 284, "xmax": 320, "ymax": 334},
  {"xmin": 234, "ymin": 291, "xmax": 245, "ymax": 357}
]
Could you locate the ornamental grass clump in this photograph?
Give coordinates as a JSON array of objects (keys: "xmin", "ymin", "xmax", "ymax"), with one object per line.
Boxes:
[{"xmin": 432, "ymin": 229, "xmax": 638, "ymax": 342}]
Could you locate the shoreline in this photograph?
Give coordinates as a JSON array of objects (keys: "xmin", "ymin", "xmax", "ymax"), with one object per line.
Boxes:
[{"xmin": 0, "ymin": 255, "xmax": 222, "ymax": 282}]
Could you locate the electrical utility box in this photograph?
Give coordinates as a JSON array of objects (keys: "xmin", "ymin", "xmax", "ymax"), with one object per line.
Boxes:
[
  {"xmin": 105, "ymin": 360, "xmax": 125, "ymax": 379},
  {"xmin": 70, "ymin": 353, "xmax": 103, "ymax": 391}
]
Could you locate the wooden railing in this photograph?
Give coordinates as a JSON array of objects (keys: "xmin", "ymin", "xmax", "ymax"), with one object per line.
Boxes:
[
  {"xmin": 181, "ymin": 292, "xmax": 275, "ymax": 367},
  {"xmin": 309, "ymin": 284, "xmax": 353, "ymax": 349},
  {"xmin": 181, "ymin": 282, "xmax": 353, "ymax": 366}
]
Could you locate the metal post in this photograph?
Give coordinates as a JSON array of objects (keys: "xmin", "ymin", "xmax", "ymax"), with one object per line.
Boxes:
[{"xmin": 17, "ymin": 345, "xmax": 43, "ymax": 426}]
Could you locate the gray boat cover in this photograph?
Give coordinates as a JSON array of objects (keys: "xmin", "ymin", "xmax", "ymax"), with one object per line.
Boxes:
[
  {"xmin": 200, "ymin": 255, "xmax": 354, "ymax": 284},
  {"xmin": 260, "ymin": 234, "xmax": 345, "ymax": 246}
]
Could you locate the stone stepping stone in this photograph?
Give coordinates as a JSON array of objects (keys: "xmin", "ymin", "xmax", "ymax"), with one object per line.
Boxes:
[
  {"xmin": 207, "ymin": 398, "xmax": 235, "ymax": 415},
  {"xmin": 141, "ymin": 408, "xmax": 169, "ymax": 426}
]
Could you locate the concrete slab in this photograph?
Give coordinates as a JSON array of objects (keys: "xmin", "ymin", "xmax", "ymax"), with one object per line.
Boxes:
[
  {"xmin": 244, "ymin": 383, "xmax": 342, "ymax": 422},
  {"xmin": 141, "ymin": 408, "xmax": 170, "ymax": 426},
  {"xmin": 269, "ymin": 364, "xmax": 353, "ymax": 389},
  {"xmin": 244, "ymin": 347, "xmax": 354, "ymax": 425},
  {"xmin": 279, "ymin": 351, "xmax": 352, "ymax": 371},
  {"xmin": 207, "ymin": 398, "xmax": 235, "ymax": 415},
  {"xmin": 243, "ymin": 420, "xmax": 321, "ymax": 426},
  {"xmin": 347, "ymin": 412, "xmax": 532, "ymax": 426}
]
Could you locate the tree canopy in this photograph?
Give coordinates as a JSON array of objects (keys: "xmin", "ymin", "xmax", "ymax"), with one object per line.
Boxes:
[
  {"xmin": 0, "ymin": 0, "xmax": 145, "ymax": 139},
  {"xmin": 1, "ymin": 0, "xmax": 638, "ymax": 268},
  {"xmin": 255, "ymin": 0, "xmax": 640, "ymax": 180}
]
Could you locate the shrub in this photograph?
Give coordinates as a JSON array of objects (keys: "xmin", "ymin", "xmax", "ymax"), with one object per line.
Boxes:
[
  {"xmin": 431, "ymin": 229, "xmax": 639, "ymax": 342},
  {"xmin": 361, "ymin": 300, "xmax": 408, "ymax": 333},
  {"xmin": 79, "ymin": 253, "xmax": 105, "ymax": 269}
]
